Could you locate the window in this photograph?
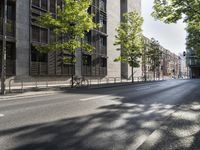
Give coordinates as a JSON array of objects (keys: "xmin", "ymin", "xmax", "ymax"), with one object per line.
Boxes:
[
  {"xmin": 32, "ymin": 25, "xmax": 40, "ymax": 42},
  {"xmin": 63, "ymin": 54, "xmax": 74, "ymax": 64},
  {"xmin": 0, "ymin": 2, "xmax": 3, "ymax": 34},
  {"xmin": 99, "ymin": 13, "xmax": 106, "ymax": 33},
  {"xmin": 100, "ymin": 36, "xmax": 106, "ymax": 47},
  {"xmin": 7, "ymin": 2, "xmax": 15, "ymax": 20},
  {"xmin": 6, "ymin": 1, "xmax": 15, "ymax": 36},
  {"xmin": 84, "ymin": 32, "xmax": 91, "ymax": 43},
  {"xmin": 50, "ymin": 30, "xmax": 56, "ymax": 43},
  {"xmin": 32, "ymin": 0, "xmax": 40, "ymax": 7},
  {"xmin": 93, "ymin": 0, "xmax": 97, "ymax": 6},
  {"xmin": 32, "ymin": 26, "xmax": 48, "ymax": 44},
  {"xmin": 41, "ymin": 28, "xmax": 48, "ymax": 44},
  {"xmin": 99, "ymin": 14, "xmax": 104, "ymax": 27},
  {"xmin": 100, "ymin": 57, "xmax": 107, "ymax": 67},
  {"xmin": 41, "ymin": 0, "xmax": 48, "ymax": 10},
  {"xmin": 83, "ymin": 54, "xmax": 91, "ymax": 66},
  {"xmin": 31, "ymin": 45, "xmax": 47, "ymax": 62},
  {"xmin": 57, "ymin": 0, "xmax": 62, "ymax": 9},
  {"xmin": 50, "ymin": 0, "xmax": 56, "ymax": 13},
  {"xmin": 99, "ymin": 0, "xmax": 106, "ymax": 11},
  {"xmin": 0, "ymin": 1, "xmax": 3, "ymax": 18},
  {"xmin": 6, "ymin": 42, "xmax": 15, "ymax": 60}
]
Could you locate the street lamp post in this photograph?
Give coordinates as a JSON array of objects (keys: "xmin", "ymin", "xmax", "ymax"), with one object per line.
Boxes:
[{"xmin": 1, "ymin": 0, "xmax": 7, "ymax": 95}]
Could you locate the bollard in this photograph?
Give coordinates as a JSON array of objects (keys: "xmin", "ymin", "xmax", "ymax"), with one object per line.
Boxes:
[
  {"xmin": 46, "ymin": 80, "xmax": 48, "ymax": 88},
  {"xmin": 9, "ymin": 79, "xmax": 13, "ymax": 93},
  {"xmin": 21, "ymin": 81, "xmax": 24, "ymax": 93}
]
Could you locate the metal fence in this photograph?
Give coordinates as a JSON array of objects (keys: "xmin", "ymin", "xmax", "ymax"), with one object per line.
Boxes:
[{"xmin": 6, "ymin": 76, "xmax": 162, "ymax": 93}]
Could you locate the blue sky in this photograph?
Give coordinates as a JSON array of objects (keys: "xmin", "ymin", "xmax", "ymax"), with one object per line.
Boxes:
[{"xmin": 142, "ymin": 0, "xmax": 187, "ymax": 54}]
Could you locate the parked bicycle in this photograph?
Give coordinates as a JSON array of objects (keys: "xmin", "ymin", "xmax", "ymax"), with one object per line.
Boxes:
[{"xmin": 70, "ymin": 76, "xmax": 89, "ymax": 87}]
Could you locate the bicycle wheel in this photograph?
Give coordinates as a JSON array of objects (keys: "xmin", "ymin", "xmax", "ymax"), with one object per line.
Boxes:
[
  {"xmin": 81, "ymin": 79, "xmax": 89, "ymax": 87},
  {"xmin": 70, "ymin": 79, "xmax": 79, "ymax": 88}
]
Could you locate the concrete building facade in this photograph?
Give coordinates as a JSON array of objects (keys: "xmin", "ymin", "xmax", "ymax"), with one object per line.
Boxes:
[
  {"xmin": 186, "ymin": 49, "xmax": 200, "ymax": 78},
  {"xmin": 143, "ymin": 37, "xmax": 180, "ymax": 80},
  {"xmin": 0, "ymin": 0, "xmax": 142, "ymax": 82}
]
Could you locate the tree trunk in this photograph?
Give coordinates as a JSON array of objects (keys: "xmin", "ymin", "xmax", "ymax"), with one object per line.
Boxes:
[
  {"xmin": 144, "ymin": 62, "xmax": 147, "ymax": 82},
  {"xmin": 71, "ymin": 53, "xmax": 75, "ymax": 88},
  {"xmin": 153, "ymin": 60, "xmax": 156, "ymax": 81},
  {"xmin": 132, "ymin": 66, "xmax": 134, "ymax": 83}
]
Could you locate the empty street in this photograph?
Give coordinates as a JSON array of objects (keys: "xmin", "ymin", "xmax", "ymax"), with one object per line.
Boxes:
[{"xmin": 0, "ymin": 79, "xmax": 200, "ymax": 150}]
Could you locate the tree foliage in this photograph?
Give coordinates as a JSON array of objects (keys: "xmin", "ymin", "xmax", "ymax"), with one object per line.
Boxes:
[
  {"xmin": 152, "ymin": 0, "xmax": 200, "ymax": 23},
  {"xmin": 36, "ymin": 0, "xmax": 97, "ymax": 87},
  {"xmin": 36, "ymin": 0, "xmax": 97, "ymax": 61},
  {"xmin": 186, "ymin": 21, "xmax": 200, "ymax": 56},
  {"xmin": 152, "ymin": 0, "xmax": 200, "ymax": 54},
  {"xmin": 147, "ymin": 38, "xmax": 162, "ymax": 80},
  {"xmin": 114, "ymin": 11, "xmax": 144, "ymax": 82}
]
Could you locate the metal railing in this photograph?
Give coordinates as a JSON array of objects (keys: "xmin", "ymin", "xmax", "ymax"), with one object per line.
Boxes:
[{"xmin": 5, "ymin": 75, "xmax": 166, "ymax": 93}]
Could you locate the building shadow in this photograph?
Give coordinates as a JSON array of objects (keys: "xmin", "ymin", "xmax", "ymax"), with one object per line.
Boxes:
[{"xmin": 0, "ymin": 80, "xmax": 200, "ymax": 150}]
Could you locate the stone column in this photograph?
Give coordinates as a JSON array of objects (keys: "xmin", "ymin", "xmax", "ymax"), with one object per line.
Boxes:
[
  {"xmin": 15, "ymin": 0, "xmax": 30, "ymax": 77},
  {"xmin": 107, "ymin": 0, "xmax": 121, "ymax": 78},
  {"xmin": 75, "ymin": 48, "xmax": 82, "ymax": 77}
]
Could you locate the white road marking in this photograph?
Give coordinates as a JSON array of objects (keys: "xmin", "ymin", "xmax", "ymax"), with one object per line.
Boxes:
[
  {"xmin": 0, "ymin": 92, "xmax": 57, "ymax": 101},
  {"xmin": 0, "ymin": 114, "xmax": 4, "ymax": 117},
  {"xmin": 80, "ymin": 95, "xmax": 110, "ymax": 101}
]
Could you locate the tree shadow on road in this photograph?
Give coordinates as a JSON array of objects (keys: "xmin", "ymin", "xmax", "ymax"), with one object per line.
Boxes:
[{"xmin": 0, "ymin": 81, "xmax": 200, "ymax": 150}]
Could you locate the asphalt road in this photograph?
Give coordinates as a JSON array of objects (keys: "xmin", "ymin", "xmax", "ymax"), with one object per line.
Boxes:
[{"xmin": 0, "ymin": 79, "xmax": 200, "ymax": 150}]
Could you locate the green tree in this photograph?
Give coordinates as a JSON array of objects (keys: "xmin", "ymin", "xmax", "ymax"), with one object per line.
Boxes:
[
  {"xmin": 186, "ymin": 21, "xmax": 200, "ymax": 57},
  {"xmin": 147, "ymin": 38, "xmax": 162, "ymax": 80},
  {"xmin": 152, "ymin": 0, "xmax": 200, "ymax": 24},
  {"xmin": 36, "ymin": 0, "xmax": 97, "ymax": 87},
  {"xmin": 152, "ymin": 0, "xmax": 200, "ymax": 54},
  {"xmin": 141, "ymin": 39, "xmax": 148, "ymax": 82},
  {"xmin": 114, "ymin": 11, "xmax": 144, "ymax": 83}
]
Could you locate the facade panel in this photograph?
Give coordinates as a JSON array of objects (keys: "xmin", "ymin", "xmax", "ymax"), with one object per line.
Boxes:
[
  {"xmin": 107, "ymin": 0, "xmax": 121, "ymax": 78},
  {"xmin": 1, "ymin": 0, "xmax": 143, "ymax": 81},
  {"xmin": 16, "ymin": 0, "xmax": 30, "ymax": 77}
]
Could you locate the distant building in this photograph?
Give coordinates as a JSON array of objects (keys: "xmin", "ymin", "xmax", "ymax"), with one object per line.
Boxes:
[
  {"xmin": 179, "ymin": 53, "xmax": 188, "ymax": 78},
  {"xmin": 143, "ymin": 37, "xmax": 180, "ymax": 80},
  {"xmin": 186, "ymin": 49, "xmax": 200, "ymax": 78}
]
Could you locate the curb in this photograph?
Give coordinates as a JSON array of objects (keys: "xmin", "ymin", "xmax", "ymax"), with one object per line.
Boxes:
[
  {"xmin": 0, "ymin": 80, "xmax": 165, "ymax": 100},
  {"xmin": 0, "ymin": 91, "xmax": 59, "ymax": 101}
]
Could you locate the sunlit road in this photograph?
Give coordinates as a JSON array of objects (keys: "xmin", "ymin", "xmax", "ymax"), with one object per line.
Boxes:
[{"xmin": 0, "ymin": 79, "xmax": 200, "ymax": 150}]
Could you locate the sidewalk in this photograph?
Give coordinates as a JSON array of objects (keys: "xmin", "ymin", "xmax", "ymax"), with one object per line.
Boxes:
[
  {"xmin": 138, "ymin": 103, "xmax": 200, "ymax": 150},
  {"xmin": 0, "ymin": 91, "xmax": 59, "ymax": 101},
  {"xmin": 0, "ymin": 80, "xmax": 165, "ymax": 100},
  {"xmin": 4, "ymin": 78, "xmax": 153, "ymax": 93}
]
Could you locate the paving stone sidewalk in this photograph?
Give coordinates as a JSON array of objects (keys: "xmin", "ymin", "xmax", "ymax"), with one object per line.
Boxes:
[{"xmin": 138, "ymin": 102, "xmax": 200, "ymax": 150}]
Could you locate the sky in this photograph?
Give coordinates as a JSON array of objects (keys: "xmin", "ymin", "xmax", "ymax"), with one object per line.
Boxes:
[{"xmin": 141, "ymin": 0, "xmax": 187, "ymax": 55}]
